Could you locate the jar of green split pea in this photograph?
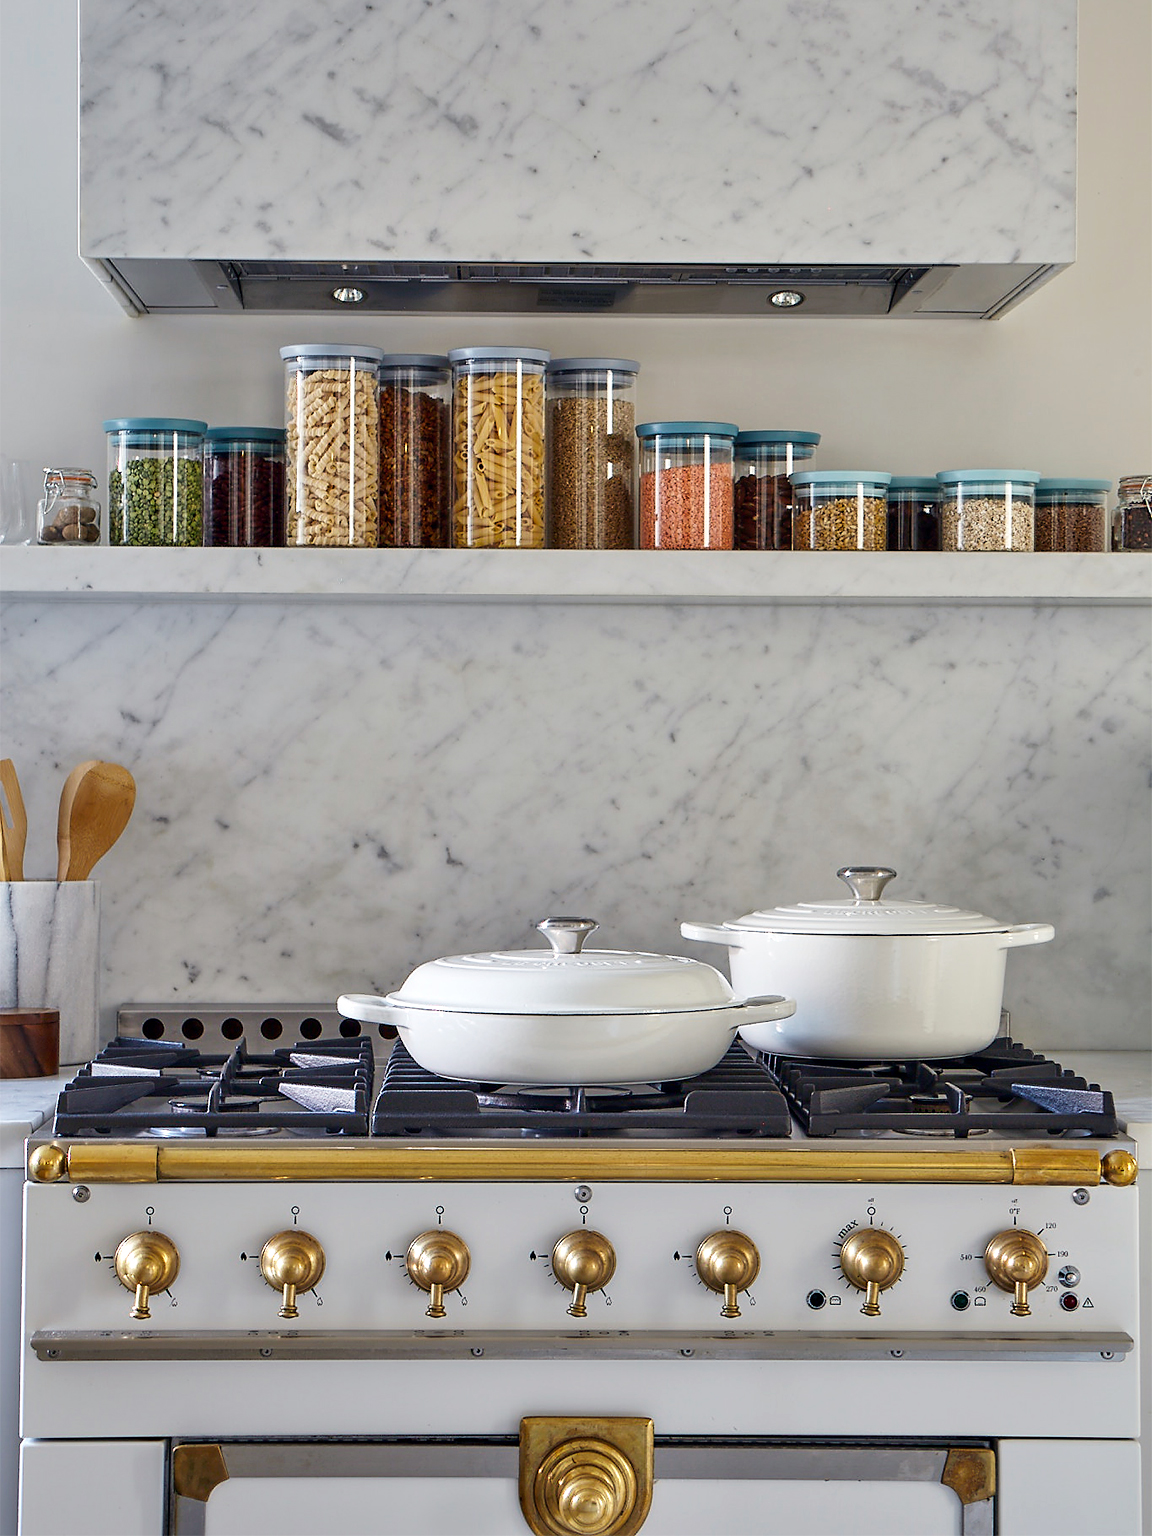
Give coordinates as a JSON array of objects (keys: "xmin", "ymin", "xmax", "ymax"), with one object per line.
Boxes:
[{"xmin": 104, "ymin": 418, "xmax": 207, "ymax": 546}]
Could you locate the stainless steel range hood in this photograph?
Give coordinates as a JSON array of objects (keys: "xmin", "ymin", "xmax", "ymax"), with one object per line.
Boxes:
[{"xmin": 79, "ymin": 1, "xmax": 1075, "ymax": 320}]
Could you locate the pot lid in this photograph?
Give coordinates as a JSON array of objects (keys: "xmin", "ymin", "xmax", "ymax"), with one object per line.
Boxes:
[
  {"xmin": 720, "ymin": 868, "xmax": 1015, "ymax": 936},
  {"xmin": 390, "ymin": 917, "xmax": 738, "ymax": 1015}
]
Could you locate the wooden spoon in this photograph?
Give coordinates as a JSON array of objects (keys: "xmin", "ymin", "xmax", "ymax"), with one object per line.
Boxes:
[
  {"xmin": 0, "ymin": 759, "xmax": 28, "ymax": 881},
  {"xmin": 57, "ymin": 760, "xmax": 136, "ymax": 881}
]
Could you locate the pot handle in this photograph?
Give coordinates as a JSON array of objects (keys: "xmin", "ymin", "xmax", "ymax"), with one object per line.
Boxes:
[
  {"xmin": 998, "ymin": 923, "xmax": 1055, "ymax": 949},
  {"xmin": 731, "ymin": 994, "xmax": 797, "ymax": 1025},
  {"xmin": 681, "ymin": 921, "xmax": 743, "ymax": 947},
  {"xmin": 336, "ymin": 992, "xmax": 396, "ymax": 1025}
]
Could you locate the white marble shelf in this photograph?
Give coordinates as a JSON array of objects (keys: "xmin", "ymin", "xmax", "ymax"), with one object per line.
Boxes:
[{"xmin": 1, "ymin": 548, "xmax": 1149, "ymax": 606}]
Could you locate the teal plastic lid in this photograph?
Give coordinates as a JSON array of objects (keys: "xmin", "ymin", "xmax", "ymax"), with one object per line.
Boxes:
[
  {"xmin": 548, "ymin": 357, "xmax": 640, "ymax": 374},
  {"xmin": 734, "ymin": 430, "xmax": 820, "ymax": 448},
  {"xmin": 103, "ymin": 418, "xmax": 208, "ymax": 434},
  {"xmin": 791, "ymin": 470, "xmax": 892, "ymax": 486},
  {"xmin": 889, "ymin": 477, "xmax": 941, "ymax": 494},
  {"xmin": 1035, "ymin": 478, "xmax": 1112, "ymax": 495},
  {"xmin": 936, "ymin": 470, "xmax": 1041, "ymax": 485},
  {"xmin": 636, "ymin": 421, "xmax": 739, "ymax": 439},
  {"xmin": 205, "ymin": 427, "xmax": 286, "ymax": 443}
]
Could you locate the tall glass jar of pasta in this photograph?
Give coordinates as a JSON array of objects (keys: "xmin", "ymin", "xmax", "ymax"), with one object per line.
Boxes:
[
  {"xmin": 281, "ymin": 344, "xmax": 383, "ymax": 547},
  {"xmin": 449, "ymin": 346, "xmax": 549, "ymax": 548}
]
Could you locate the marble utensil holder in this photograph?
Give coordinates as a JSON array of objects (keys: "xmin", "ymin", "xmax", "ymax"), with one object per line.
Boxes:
[{"xmin": 0, "ymin": 882, "xmax": 100, "ymax": 1066}]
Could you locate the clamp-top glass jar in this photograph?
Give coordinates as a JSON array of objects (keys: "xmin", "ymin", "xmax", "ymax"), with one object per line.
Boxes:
[
  {"xmin": 937, "ymin": 470, "xmax": 1039, "ymax": 552},
  {"xmin": 282, "ymin": 344, "xmax": 383, "ymax": 547},
  {"xmin": 450, "ymin": 346, "xmax": 549, "ymax": 548},
  {"xmin": 733, "ymin": 431, "xmax": 820, "ymax": 550},
  {"xmin": 636, "ymin": 422, "xmax": 736, "ymax": 549},
  {"xmin": 546, "ymin": 358, "xmax": 638, "ymax": 549},
  {"xmin": 1113, "ymin": 476, "xmax": 1152, "ymax": 551},
  {"xmin": 104, "ymin": 418, "xmax": 206, "ymax": 546},
  {"xmin": 37, "ymin": 467, "xmax": 100, "ymax": 545}
]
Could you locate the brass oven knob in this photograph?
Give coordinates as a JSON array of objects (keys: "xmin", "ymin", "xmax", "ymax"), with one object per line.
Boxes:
[
  {"xmin": 984, "ymin": 1228, "xmax": 1048, "ymax": 1316},
  {"xmin": 259, "ymin": 1230, "xmax": 325, "ymax": 1319},
  {"xmin": 695, "ymin": 1230, "xmax": 760, "ymax": 1318},
  {"xmin": 551, "ymin": 1231, "xmax": 616, "ymax": 1319},
  {"xmin": 406, "ymin": 1230, "xmax": 471, "ymax": 1318},
  {"xmin": 839, "ymin": 1228, "xmax": 905, "ymax": 1317},
  {"xmin": 114, "ymin": 1231, "xmax": 180, "ymax": 1320}
]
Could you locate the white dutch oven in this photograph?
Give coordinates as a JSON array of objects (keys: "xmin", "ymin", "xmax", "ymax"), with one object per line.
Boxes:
[
  {"xmin": 681, "ymin": 867, "xmax": 1054, "ymax": 1060},
  {"xmin": 339, "ymin": 916, "xmax": 795, "ymax": 1085}
]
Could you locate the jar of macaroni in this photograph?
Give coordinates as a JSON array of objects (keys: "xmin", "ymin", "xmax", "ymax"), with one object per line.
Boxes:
[{"xmin": 282, "ymin": 344, "xmax": 383, "ymax": 547}]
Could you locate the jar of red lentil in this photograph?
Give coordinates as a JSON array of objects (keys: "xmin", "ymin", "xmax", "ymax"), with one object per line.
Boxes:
[
  {"xmin": 636, "ymin": 422, "xmax": 737, "ymax": 550},
  {"xmin": 733, "ymin": 430, "xmax": 820, "ymax": 550},
  {"xmin": 203, "ymin": 428, "xmax": 286, "ymax": 547},
  {"xmin": 379, "ymin": 354, "xmax": 450, "ymax": 548},
  {"xmin": 1033, "ymin": 479, "xmax": 1111, "ymax": 552},
  {"xmin": 1113, "ymin": 476, "xmax": 1152, "ymax": 551},
  {"xmin": 887, "ymin": 477, "xmax": 942, "ymax": 550},
  {"xmin": 791, "ymin": 472, "xmax": 890, "ymax": 551}
]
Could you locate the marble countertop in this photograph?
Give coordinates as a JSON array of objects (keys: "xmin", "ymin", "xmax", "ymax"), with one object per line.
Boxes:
[{"xmin": 0, "ymin": 1073, "xmax": 72, "ymax": 1168}]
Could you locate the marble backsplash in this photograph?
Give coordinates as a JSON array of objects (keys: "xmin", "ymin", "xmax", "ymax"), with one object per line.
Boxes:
[{"xmin": 2, "ymin": 594, "xmax": 1147, "ymax": 1050}]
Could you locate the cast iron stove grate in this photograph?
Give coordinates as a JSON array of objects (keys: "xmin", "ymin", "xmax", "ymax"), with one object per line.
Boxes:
[
  {"xmin": 371, "ymin": 1039, "xmax": 792, "ymax": 1137},
  {"xmin": 53, "ymin": 1036, "xmax": 374, "ymax": 1136},
  {"xmin": 758, "ymin": 1039, "xmax": 1119, "ymax": 1138}
]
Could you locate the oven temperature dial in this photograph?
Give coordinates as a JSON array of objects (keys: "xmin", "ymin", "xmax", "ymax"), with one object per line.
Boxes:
[
  {"xmin": 406, "ymin": 1230, "xmax": 471, "ymax": 1318},
  {"xmin": 114, "ymin": 1231, "xmax": 180, "ymax": 1320},
  {"xmin": 983, "ymin": 1228, "xmax": 1048, "ymax": 1315},
  {"xmin": 695, "ymin": 1231, "xmax": 760, "ymax": 1318},
  {"xmin": 551, "ymin": 1230, "xmax": 616, "ymax": 1318},
  {"xmin": 259, "ymin": 1230, "xmax": 325, "ymax": 1319},
  {"xmin": 839, "ymin": 1228, "xmax": 905, "ymax": 1316}
]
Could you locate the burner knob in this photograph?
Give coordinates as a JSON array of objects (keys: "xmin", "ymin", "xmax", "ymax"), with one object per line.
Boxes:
[
  {"xmin": 259, "ymin": 1231, "xmax": 325, "ymax": 1319},
  {"xmin": 406, "ymin": 1231, "xmax": 471, "ymax": 1318},
  {"xmin": 983, "ymin": 1229, "xmax": 1048, "ymax": 1316},
  {"xmin": 839, "ymin": 1228, "xmax": 905, "ymax": 1317},
  {"xmin": 114, "ymin": 1231, "xmax": 180, "ymax": 1320},
  {"xmin": 695, "ymin": 1231, "xmax": 760, "ymax": 1319},
  {"xmin": 551, "ymin": 1231, "xmax": 616, "ymax": 1319}
]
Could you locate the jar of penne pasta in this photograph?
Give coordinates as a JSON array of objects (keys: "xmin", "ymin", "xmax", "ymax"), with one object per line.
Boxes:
[
  {"xmin": 281, "ymin": 343, "xmax": 384, "ymax": 547},
  {"xmin": 449, "ymin": 345, "xmax": 549, "ymax": 548}
]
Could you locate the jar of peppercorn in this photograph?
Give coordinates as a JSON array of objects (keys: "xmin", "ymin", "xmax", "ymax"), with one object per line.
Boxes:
[
  {"xmin": 733, "ymin": 430, "xmax": 820, "ymax": 550},
  {"xmin": 887, "ymin": 476, "xmax": 942, "ymax": 550},
  {"xmin": 378, "ymin": 354, "xmax": 451, "ymax": 547},
  {"xmin": 1112, "ymin": 476, "xmax": 1151, "ymax": 551},
  {"xmin": 636, "ymin": 422, "xmax": 737, "ymax": 550},
  {"xmin": 203, "ymin": 428, "xmax": 286, "ymax": 547},
  {"xmin": 104, "ymin": 418, "xmax": 207, "ymax": 546},
  {"xmin": 1033, "ymin": 479, "xmax": 1111, "ymax": 552}
]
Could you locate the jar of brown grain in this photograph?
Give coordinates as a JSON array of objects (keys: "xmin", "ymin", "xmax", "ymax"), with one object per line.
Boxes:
[
  {"xmin": 733, "ymin": 431, "xmax": 820, "ymax": 550},
  {"xmin": 791, "ymin": 472, "xmax": 890, "ymax": 551},
  {"xmin": 546, "ymin": 358, "xmax": 638, "ymax": 548},
  {"xmin": 378, "ymin": 355, "xmax": 450, "ymax": 547}
]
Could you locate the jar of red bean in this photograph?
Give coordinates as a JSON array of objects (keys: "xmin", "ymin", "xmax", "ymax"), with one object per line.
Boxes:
[
  {"xmin": 204, "ymin": 428, "xmax": 286, "ymax": 547},
  {"xmin": 733, "ymin": 430, "xmax": 819, "ymax": 550},
  {"xmin": 887, "ymin": 476, "xmax": 942, "ymax": 550},
  {"xmin": 379, "ymin": 354, "xmax": 450, "ymax": 547},
  {"xmin": 791, "ymin": 472, "xmax": 891, "ymax": 551},
  {"xmin": 636, "ymin": 422, "xmax": 737, "ymax": 550},
  {"xmin": 1033, "ymin": 479, "xmax": 1111, "ymax": 552}
]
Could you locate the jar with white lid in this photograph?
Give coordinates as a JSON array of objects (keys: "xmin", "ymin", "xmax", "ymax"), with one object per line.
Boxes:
[
  {"xmin": 104, "ymin": 418, "xmax": 206, "ymax": 546},
  {"xmin": 546, "ymin": 358, "xmax": 638, "ymax": 549},
  {"xmin": 449, "ymin": 346, "xmax": 549, "ymax": 548},
  {"xmin": 636, "ymin": 422, "xmax": 737, "ymax": 549},
  {"xmin": 790, "ymin": 472, "xmax": 890, "ymax": 551},
  {"xmin": 282, "ymin": 344, "xmax": 383, "ymax": 547},
  {"xmin": 733, "ymin": 430, "xmax": 820, "ymax": 550},
  {"xmin": 937, "ymin": 470, "xmax": 1039, "ymax": 552},
  {"xmin": 37, "ymin": 467, "xmax": 100, "ymax": 545}
]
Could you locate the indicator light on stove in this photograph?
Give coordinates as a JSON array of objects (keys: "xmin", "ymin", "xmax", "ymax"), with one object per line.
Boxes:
[
  {"xmin": 550, "ymin": 1230, "xmax": 616, "ymax": 1318},
  {"xmin": 950, "ymin": 1291, "xmax": 971, "ymax": 1311},
  {"xmin": 983, "ymin": 1229, "xmax": 1048, "ymax": 1316},
  {"xmin": 114, "ymin": 1231, "xmax": 180, "ymax": 1320},
  {"xmin": 695, "ymin": 1231, "xmax": 760, "ymax": 1319},
  {"xmin": 405, "ymin": 1231, "xmax": 470, "ymax": 1318},
  {"xmin": 1060, "ymin": 1291, "xmax": 1079, "ymax": 1311},
  {"xmin": 806, "ymin": 1289, "xmax": 827, "ymax": 1311},
  {"xmin": 838, "ymin": 1228, "xmax": 905, "ymax": 1317},
  {"xmin": 259, "ymin": 1230, "xmax": 325, "ymax": 1319}
]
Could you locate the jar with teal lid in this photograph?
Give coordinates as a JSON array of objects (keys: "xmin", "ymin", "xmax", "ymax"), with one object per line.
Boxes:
[
  {"xmin": 887, "ymin": 477, "xmax": 941, "ymax": 551},
  {"xmin": 1033, "ymin": 479, "xmax": 1111, "ymax": 552},
  {"xmin": 790, "ymin": 472, "xmax": 890, "ymax": 551},
  {"xmin": 449, "ymin": 345, "xmax": 549, "ymax": 548},
  {"xmin": 636, "ymin": 422, "xmax": 737, "ymax": 549},
  {"xmin": 733, "ymin": 430, "xmax": 820, "ymax": 550},
  {"xmin": 282, "ymin": 344, "xmax": 383, "ymax": 547},
  {"xmin": 937, "ymin": 471, "xmax": 1038, "ymax": 552},
  {"xmin": 204, "ymin": 428, "xmax": 286, "ymax": 547},
  {"xmin": 104, "ymin": 418, "xmax": 207, "ymax": 546},
  {"xmin": 546, "ymin": 358, "xmax": 638, "ymax": 549}
]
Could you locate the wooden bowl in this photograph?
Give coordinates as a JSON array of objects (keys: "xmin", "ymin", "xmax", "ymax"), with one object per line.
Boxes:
[{"xmin": 0, "ymin": 1008, "xmax": 60, "ymax": 1078}]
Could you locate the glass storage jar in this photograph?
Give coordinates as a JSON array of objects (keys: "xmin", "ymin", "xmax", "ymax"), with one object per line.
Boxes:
[
  {"xmin": 449, "ymin": 346, "xmax": 549, "ymax": 548},
  {"xmin": 1033, "ymin": 479, "xmax": 1111, "ymax": 552},
  {"xmin": 37, "ymin": 467, "xmax": 100, "ymax": 545},
  {"xmin": 378, "ymin": 354, "xmax": 451, "ymax": 548},
  {"xmin": 1114, "ymin": 476, "xmax": 1152, "ymax": 551},
  {"xmin": 790, "ymin": 471, "xmax": 890, "ymax": 551},
  {"xmin": 636, "ymin": 422, "xmax": 737, "ymax": 550},
  {"xmin": 887, "ymin": 477, "xmax": 941, "ymax": 551},
  {"xmin": 282, "ymin": 344, "xmax": 383, "ymax": 547},
  {"xmin": 203, "ymin": 428, "xmax": 286, "ymax": 547},
  {"xmin": 104, "ymin": 418, "xmax": 207, "ymax": 546},
  {"xmin": 937, "ymin": 470, "xmax": 1039, "ymax": 552},
  {"xmin": 546, "ymin": 358, "xmax": 638, "ymax": 549},
  {"xmin": 733, "ymin": 430, "xmax": 820, "ymax": 550}
]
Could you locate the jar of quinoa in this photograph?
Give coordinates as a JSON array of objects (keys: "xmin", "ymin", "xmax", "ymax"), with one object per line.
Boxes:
[
  {"xmin": 282, "ymin": 344, "xmax": 383, "ymax": 547},
  {"xmin": 449, "ymin": 345, "xmax": 549, "ymax": 549},
  {"xmin": 887, "ymin": 477, "xmax": 941, "ymax": 551},
  {"xmin": 636, "ymin": 422, "xmax": 737, "ymax": 550},
  {"xmin": 1113, "ymin": 476, "xmax": 1152, "ymax": 551},
  {"xmin": 791, "ymin": 471, "xmax": 890, "ymax": 551},
  {"xmin": 546, "ymin": 358, "xmax": 638, "ymax": 549},
  {"xmin": 733, "ymin": 430, "xmax": 820, "ymax": 550},
  {"xmin": 378, "ymin": 354, "xmax": 450, "ymax": 548},
  {"xmin": 936, "ymin": 471, "xmax": 1039, "ymax": 552},
  {"xmin": 1033, "ymin": 479, "xmax": 1112, "ymax": 552}
]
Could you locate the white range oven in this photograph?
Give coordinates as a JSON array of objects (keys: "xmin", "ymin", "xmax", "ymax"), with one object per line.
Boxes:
[{"xmin": 16, "ymin": 1017, "xmax": 1143, "ymax": 1536}]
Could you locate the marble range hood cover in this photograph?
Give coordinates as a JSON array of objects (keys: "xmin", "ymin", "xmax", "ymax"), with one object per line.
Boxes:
[{"xmin": 79, "ymin": 0, "xmax": 1076, "ymax": 319}]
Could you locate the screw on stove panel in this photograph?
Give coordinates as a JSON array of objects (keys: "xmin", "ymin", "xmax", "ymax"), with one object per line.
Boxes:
[
  {"xmin": 574, "ymin": 1185, "xmax": 593, "ymax": 1203},
  {"xmin": 71, "ymin": 1185, "xmax": 90, "ymax": 1203},
  {"xmin": 1072, "ymin": 1188, "xmax": 1090, "ymax": 1205}
]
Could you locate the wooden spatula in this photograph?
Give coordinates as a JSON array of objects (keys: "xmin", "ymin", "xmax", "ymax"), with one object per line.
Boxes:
[
  {"xmin": 57, "ymin": 760, "xmax": 136, "ymax": 880},
  {"xmin": 0, "ymin": 759, "xmax": 28, "ymax": 881}
]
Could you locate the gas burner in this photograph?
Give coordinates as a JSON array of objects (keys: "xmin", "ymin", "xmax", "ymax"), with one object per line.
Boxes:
[
  {"xmin": 760, "ymin": 1039, "xmax": 1120, "ymax": 1138},
  {"xmin": 53, "ymin": 1036, "xmax": 374, "ymax": 1137},
  {"xmin": 371, "ymin": 1039, "xmax": 792, "ymax": 1137}
]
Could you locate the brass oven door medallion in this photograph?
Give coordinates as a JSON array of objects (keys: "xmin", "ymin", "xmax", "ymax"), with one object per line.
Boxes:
[{"xmin": 520, "ymin": 1417, "xmax": 654, "ymax": 1536}]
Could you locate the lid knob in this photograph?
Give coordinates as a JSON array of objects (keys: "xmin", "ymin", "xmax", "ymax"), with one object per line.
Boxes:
[
  {"xmin": 837, "ymin": 867, "xmax": 897, "ymax": 904},
  {"xmin": 535, "ymin": 917, "xmax": 599, "ymax": 956}
]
